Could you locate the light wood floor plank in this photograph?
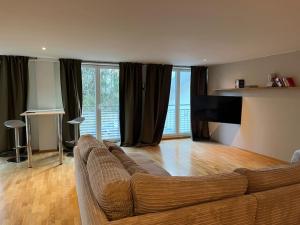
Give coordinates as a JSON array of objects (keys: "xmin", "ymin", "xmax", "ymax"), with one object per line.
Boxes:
[{"xmin": 0, "ymin": 139, "xmax": 285, "ymax": 224}]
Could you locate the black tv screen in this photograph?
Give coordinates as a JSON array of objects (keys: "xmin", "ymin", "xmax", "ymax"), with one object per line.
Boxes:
[{"xmin": 191, "ymin": 96, "xmax": 243, "ymax": 124}]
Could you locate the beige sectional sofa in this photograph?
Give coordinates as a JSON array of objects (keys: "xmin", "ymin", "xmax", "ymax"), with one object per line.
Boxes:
[{"xmin": 74, "ymin": 135, "xmax": 300, "ymax": 225}]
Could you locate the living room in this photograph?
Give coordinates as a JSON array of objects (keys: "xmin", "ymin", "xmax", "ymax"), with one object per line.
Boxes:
[{"xmin": 1, "ymin": 1, "xmax": 300, "ymax": 225}]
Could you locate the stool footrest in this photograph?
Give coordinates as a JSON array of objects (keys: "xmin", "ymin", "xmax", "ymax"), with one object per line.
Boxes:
[
  {"xmin": 12, "ymin": 146, "xmax": 27, "ymax": 150},
  {"xmin": 66, "ymin": 140, "xmax": 76, "ymax": 145}
]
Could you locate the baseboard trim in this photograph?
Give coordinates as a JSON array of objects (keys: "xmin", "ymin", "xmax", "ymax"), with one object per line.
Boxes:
[
  {"xmin": 32, "ymin": 149, "xmax": 58, "ymax": 153},
  {"xmin": 162, "ymin": 135, "xmax": 191, "ymax": 140},
  {"xmin": 240, "ymin": 148, "xmax": 288, "ymax": 164}
]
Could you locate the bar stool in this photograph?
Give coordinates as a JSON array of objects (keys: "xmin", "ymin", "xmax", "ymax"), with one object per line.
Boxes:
[
  {"xmin": 65, "ymin": 117, "xmax": 85, "ymax": 157},
  {"xmin": 4, "ymin": 120, "xmax": 27, "ymax": 163}
]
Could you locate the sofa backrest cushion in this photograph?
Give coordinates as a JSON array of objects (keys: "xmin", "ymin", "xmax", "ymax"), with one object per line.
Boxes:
[
  {"xmin": 77, "ymin": 135, "xmax": 106, "ymax": 163},
  {"xmin": 87, "ymin": 148, "xmax": 133, "ymax": 221},
  {"xmin": 234, "ymin": 163, "xmax": 300, "ymax": 193},
  {"xmin": 111, "ymin": 149, "xmax": 149, "ymax": 175},
  {"xmin": 131, "ymin": 173, "xmax": 248, "ymax": 215}
]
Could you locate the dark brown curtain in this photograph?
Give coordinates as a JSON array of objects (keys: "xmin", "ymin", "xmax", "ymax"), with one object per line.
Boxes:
[
  {"xmin": 0, "ymin": 56, "xmax": 29, "ymax": 152},
  {"xmin": 138, "ymin": 64, "xmax": 172, "ymax": 145},
  {"xmin": 119, "ymin": 63, "xmax": 143, "ymax": 146},
  {"xmin": 60, "ymin": 59, "xmax": 82, "ymax": 145},
  {"xmin": 190, "ymin": 66, "xmax": 210, "ymax": 141}
]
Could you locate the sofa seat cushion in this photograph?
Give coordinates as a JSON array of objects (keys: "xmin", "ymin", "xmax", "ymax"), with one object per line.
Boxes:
[
  {"xmin": 128, "ymin": 153, "xmax": 171, "ymax": 176},
  {"xmin": 103, "ymin": 143, "xmax": 169, "ymax": 176},
  {"xmin": 87, "ymin": 148, "xmax": 133, "ymax": 221},
  {"xmin": 77, "ymin": 135, "xmax": 106, "ymax": 163},
  {"xmin": 131, "ymin": 172, "xmax": 248, "ymax": 215},
  {"xmin": 111, "ymin": 149, "xmax": 148, "ymax": 175},
  {"xmin": 234, "ymin": 163, "xmax": 300, "ymax": 193}
]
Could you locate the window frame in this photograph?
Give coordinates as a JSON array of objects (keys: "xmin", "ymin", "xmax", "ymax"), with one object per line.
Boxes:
[{"xmin": 81, "ymin": 63, "xmax": 120, "ymax": 141}]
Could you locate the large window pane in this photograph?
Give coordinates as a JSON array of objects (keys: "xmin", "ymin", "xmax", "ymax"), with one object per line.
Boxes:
[
  {"xmin": 99, "ymin": 68, "xmax": 120, "ymax": 140},
  {"xmin": 80, "ymin": 66, "xmax": 97, "ymax": 137},
  {"xmin": 163, "ymin": 71, "xmax": 176, "ymax": 134},
  {"xmin": 179, "ymin": 70, "xmax": 191, "ymax": 133},
  {"xmin": 163, "ymin": 69, "xmax": 191, "ymax": 136},
  {"xmin": 80, "ymin": 65, "xmax": 120, "ymax": 140}
]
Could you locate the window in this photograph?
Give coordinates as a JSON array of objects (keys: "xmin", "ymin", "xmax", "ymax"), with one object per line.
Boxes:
[
  {"xmin": 163, "ymin": 71, "xmax": 176, "ymax": 134},
  {"xmin": 163, "ymin": 68, "xmax": 191, "ymax": 136},
  {"xmin": 80, "ymin": 64, "xmax": 120, "ymax": 140},
  {"xmin": 81, "ymin": 64, "xmax": 190, "ymax": 139},
  {"xmin": 80, "ymin": 66, "xmax": 96, "ymax": 136}
]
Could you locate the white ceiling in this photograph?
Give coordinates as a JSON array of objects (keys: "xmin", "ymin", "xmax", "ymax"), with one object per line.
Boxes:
[{"xmin": 1, "ymin": 0, "xmax": 300, "ymax": 65}]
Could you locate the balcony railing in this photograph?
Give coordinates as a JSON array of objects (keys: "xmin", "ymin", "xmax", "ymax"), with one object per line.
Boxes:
[
  {"xmin": 80, "ymin": 104, "xmax": 191, "ymax": 139},
  {"xmin": 163, "ymin": 104, "xmax": 191, "ymax": 135},
  {"xmin": 80, "ymin": 105, "xmax": 120, "ymax": 139}
]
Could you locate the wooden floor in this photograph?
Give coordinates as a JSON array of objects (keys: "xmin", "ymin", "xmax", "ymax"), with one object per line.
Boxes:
[
  {"xmin": 0, "ymin": 139, "xmax": 285, "ymax": 225},
  {"xmin": 125, "ymin": 139, "xmax": 286, "ymax": 176}
]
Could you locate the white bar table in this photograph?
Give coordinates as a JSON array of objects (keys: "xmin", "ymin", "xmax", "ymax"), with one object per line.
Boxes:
[{"xmin": 20, "ymin": 109, "xmax": 65, "ymax": 168}]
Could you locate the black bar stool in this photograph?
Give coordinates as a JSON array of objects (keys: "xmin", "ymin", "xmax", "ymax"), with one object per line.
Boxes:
[
  {"xmin": 65, "ymin": 117, "xmax": 85, "ymax": 157},
  {"xmin": 3, "ymin": 120, "xmax": 27, "ymax": 163}
]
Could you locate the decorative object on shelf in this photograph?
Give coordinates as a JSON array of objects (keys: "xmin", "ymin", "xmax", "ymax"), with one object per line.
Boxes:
[
  {"xmin": 267, "ymin": 73, "xmax": 278, "ymax": 87},
  {"xmin": 268, "ymin": 73, "xmax": 296, "ymax": 87},
  {"xmin": 286, "ymin": 77, "xmax": 296, "ymax": 87},
  {"xmin": 275, "ymin": 77, "xmax": 284, "ymax": 87},
  {"xmin": 235, "ymin": 79, "xmax": 245, "ymax": 88}
]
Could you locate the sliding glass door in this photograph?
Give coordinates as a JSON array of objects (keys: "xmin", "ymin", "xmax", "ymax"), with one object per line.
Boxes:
[
  {"xmin": 179, "ymin": 70, "xmax": 191, "ymax": 133},
  {"xmin": 80, "ymin": 64, "xmax": 120, "ymax": 140},
  {"xmin": 163, "ymin": 68, "xmax": 191, "ymax": 136},
  {"xmin": 163, "ymin": 71, "xmax": 176, "ymax": 134},
  {"xmin": 81, "ymin": 66, "xmax": 97, "ymax": 136},
  {"xmin": 99, "ymin": 67, "xmax": 119, "ymax": 139}
]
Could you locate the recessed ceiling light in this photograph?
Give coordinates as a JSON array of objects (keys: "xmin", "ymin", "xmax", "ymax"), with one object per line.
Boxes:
[
  {"xmin": 203, "ymin": 59, "xmax": 207, "ymax": 62},
  {"xmin": 42, "ymin": 47, "xmax": 46, "ymax": 51}
]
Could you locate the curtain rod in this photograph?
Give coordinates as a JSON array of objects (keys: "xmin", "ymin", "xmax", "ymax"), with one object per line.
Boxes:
[
  {"xmin": 29, "ymin": 58, "xmax": 59, "ymax": 63},
  {"xmin": 25, "ymin": 57, "xmax": 196, "ymax": 68},
  {"xmin": 82, "ymin": 60, "xmax": 192, "ymax": 69},
  {"xmin": 26, "ymin": 57, "xmax": 196, "ymax": 68}
]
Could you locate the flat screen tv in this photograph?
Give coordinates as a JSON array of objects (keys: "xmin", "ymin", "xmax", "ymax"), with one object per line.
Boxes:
[{"xmin": 191, "ymin": 96, "xmax": 243, "ymax": 124}]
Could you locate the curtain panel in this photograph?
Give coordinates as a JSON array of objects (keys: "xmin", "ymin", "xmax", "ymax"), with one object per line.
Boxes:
[
  {"xmin": 138, "ymin": 64, "xmax": 172, "ymax": 145},
  {"xmin": 190, "ymin": 66, "xmax": 210, "ymax": 141},
  {"xmin": 119, "ymin": 62, "xmax": 143, "ymax": 146},
  {"xmin": 0, "ymin": 56, "xmax": 29, "ymax": 152},
  {"xmin": 59, "ymin": 58, "xmax": 83, "ymax": 145}
]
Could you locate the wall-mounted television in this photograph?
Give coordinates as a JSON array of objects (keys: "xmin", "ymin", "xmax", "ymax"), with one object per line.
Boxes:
[{"xmin": 191, "ymin": 96, "xmax": 243, "ymax": 124}]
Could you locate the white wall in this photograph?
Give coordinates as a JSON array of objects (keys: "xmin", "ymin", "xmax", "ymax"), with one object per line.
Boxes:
[
  {"xmin": 208, "ymin": 51, "xmax": 300, "ymax": 161},
  {"xmin": 28, "ymin": 59, "xmax": 63, "ymax": 150}
]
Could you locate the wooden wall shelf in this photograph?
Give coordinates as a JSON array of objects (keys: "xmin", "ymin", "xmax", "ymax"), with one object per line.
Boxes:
[{"xmin": 214, "ymin": 87, "xmax": 300, "ymax": 92}]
